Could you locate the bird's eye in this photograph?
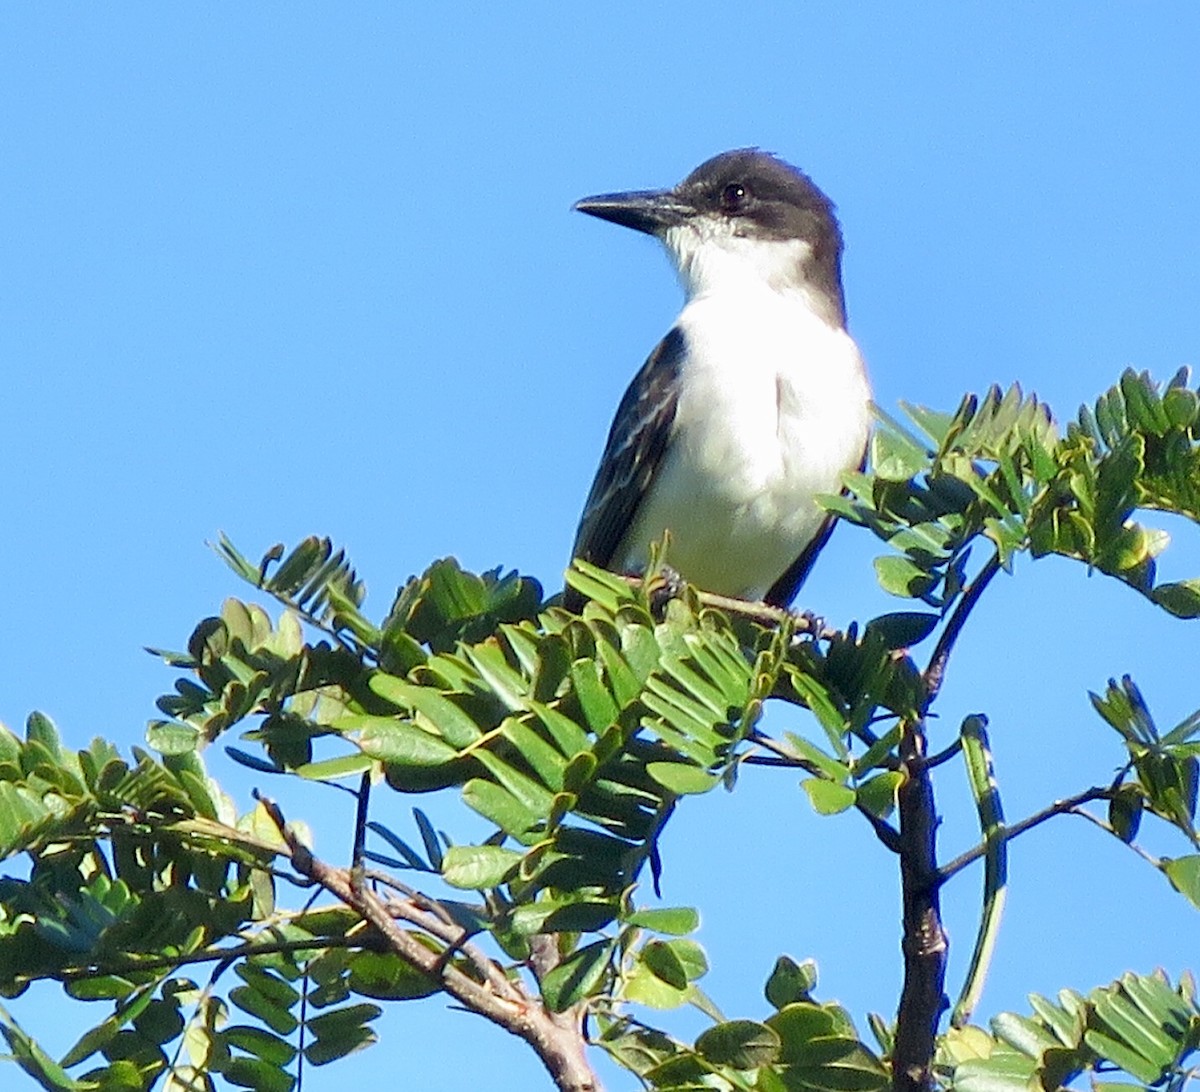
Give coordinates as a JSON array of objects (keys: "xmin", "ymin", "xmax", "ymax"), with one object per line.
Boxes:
[{"xmin": 720, "ymin": 183, "xmax": 748, "ymax": 212}]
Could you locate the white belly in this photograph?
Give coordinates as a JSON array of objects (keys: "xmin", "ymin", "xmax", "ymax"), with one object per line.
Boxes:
[{"xmin": 615, "ymin": 290, "xmax": 871, "ymax": 599}]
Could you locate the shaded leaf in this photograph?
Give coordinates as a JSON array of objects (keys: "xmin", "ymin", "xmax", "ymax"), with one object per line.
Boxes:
[
  {"xmin": 441, "ymin": 845, "xmax": 522, "ymax": 889},
  {"xmin": 695, "ymin": 1019, "xmax": 780, "ymax": 1069}
]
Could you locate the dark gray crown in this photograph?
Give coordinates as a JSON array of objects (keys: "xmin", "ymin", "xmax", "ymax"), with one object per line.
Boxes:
[{"xmin": 678, "ymin": 148, "xmax": 841, "ymax": 250}]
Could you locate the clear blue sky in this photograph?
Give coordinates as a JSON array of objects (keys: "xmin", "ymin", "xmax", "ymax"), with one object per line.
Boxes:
[{"xmin": 2, "ymin": 5, "xmax": 1199, "ymax": 1089}]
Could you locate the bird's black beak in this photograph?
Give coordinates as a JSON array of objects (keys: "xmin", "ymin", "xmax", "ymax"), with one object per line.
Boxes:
[{"xmin": 573, "ymin": 188, "xmax": 691, "ymax": 236}]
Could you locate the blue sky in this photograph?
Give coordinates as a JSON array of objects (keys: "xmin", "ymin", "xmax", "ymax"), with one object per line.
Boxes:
[{"xmin": 2, "ymin": 4, "xmax": 1199, "ymax": 1089}]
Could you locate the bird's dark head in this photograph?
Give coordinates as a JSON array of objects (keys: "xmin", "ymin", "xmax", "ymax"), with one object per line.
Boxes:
[{"xmin": 574, "ymin": 149, "xmax": 846, "ymax": 321}]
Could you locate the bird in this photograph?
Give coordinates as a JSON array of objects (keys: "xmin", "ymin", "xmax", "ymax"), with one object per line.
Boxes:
[{"xmin": 568, "ymin": 148, "xmax": 872, "ymax": 608}]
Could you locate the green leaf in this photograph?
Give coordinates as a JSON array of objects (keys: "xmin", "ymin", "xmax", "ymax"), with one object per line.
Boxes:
[
  {"xmin": 25, "ymin": 713, "xmax": 62, "ymax": 760},
  {"xmin": 871, "ymin": 425, "xmax": 928, "ymax": 481},
  {"xmin": 802, "ymin": 779, "xmax": 857, "ymax": 815},
  {"xmin": 765, "ymin": 957, "xmax": 818, "ymax": 1010},
  {"xmin": 0, "ymin": 1002, "xmax": 89, "ymax": 1091},
  {"xmin": 621, "ymin": 959, "xmax": 691, "ymax": 1011},
  {"xmin": 991, "ymin": 1011, "xmax": 1058, "ymax": 1057},
  {"xmin": 540, "ymin": 940, "xmax": 613, "ymax": 1011},
  {"xmin": 304, "ymin": 1002, "xmax": 381, "ymax": 1040},
  {"xmin": 873, "ymin": 556, "xmax": 935, "ymax": 599},
  {"xmin": 694, "ymin": 1019, "xmax": 780, "ymax": 1069},
  {"xmin": 441, "ymin": 845, "xmax": 522, "ymax": 889},
  {"xmin": 1161, "ymin": 855, "xmax": 1200, "ymax": 909},
  {"xmin": 570, "ymin": 659, "xmax": 620, "ymax": 731},
  {"xmin": 1162, "ymin": 385, "xmax": 1199, "ymax": 428},
  {"xmin": 664, "ymin": 938, "xmax": 709, "ymax": 981},
  {"xmin": 862, "ymin": 612, "xmax": 939, "ymax": 650},
  {"xmin": 293, "ymin": 753, "xmax": 375, "ymax": 780},
  {"xmin": 64, "ymin": 978, "xmax": 139, "ymax": 1002},
  {"xmin": 766, "ymin": 1002, "xmax": 842, "ymax": 1057},
  {"xmin": 344, "ymin": 714, "xmax": 458, "ymax": 766},
  {"xmin": 366, "ymin": 679, "xmax": 483, "ymax": 748},
  {"xmin": 501, "ymin": 716, "xmax": 567, "ymax": 790},
  {"xmin": 225, "ymin": 747, "xmax": 283, "ymax": 774},
  {"xmin": 60, "ymin": 983, "xmax": 161, "ymax": 1067},
  {"xmin": 462, "ymin": 779, "xmax": 540, "ymax": 837},
  {"xmin": 1108, "ymin": 786, "xmax": 1143, "ymax": 843},
  {"xmin": 564, "ymin": 560, "xmax": 633, "ymax": 613},
  {"xmin": 221, "ymin": 1026, "xmax": 297, "ymax": 1066},
  {"xmin": 227, "ymin": 987, "xmax": 298, "ymax": 1036},
  {"xmin": 1082, "ymin": 1030, "xmax": 1162, "ymax": 1084},
  {"xmin": 902, "ymin": 401, "xmax": 956, "ymax": 446},
  {"xmin": 145, "ymin": 721, "xmax": 200, "ymax": 756},
  {"xmin": 366, "ymin": 821, "xmax": 433, "ymax": 871},
  {"xmin": 640, "ymin": 940, "xmax": 689, "ymax": 990},
  {"xmin": 413, "ymin": 808, "xmax": 444, "ymax": 870},
  {"xmin": 645, "ymin": 762, "xmax": 718, "ymax": 795},
  {"xmin": 855, "ymin": 772, "xmax": 902, "ymax": 819},
  {"xmin": 222, "ymin": 1056, "xmax": 295, "ymax": 1092},
  {"xmin": 234, "ymin": 964, "xmax": 301, "ymax": 1008},
  {"xmin": 1092, "ymin": 990, "xmax": 1176, "ymax": 1070},
  {"xmin": 1151, "ymin": 580, "xmax": 1200, "ymax": 619},
  {"xmin": 347, "ymin": 951, "xmax": 438, "ymax": 1000},
  {"xmin": 624, "ymin": 907, "xmax": 699, "ymax": 935},
  {"xmin": 303, "ymin": 1024, "xmax": 376, "ymax": 1065},
  {"xmin": 472, "ymin": 750, "xmax": 556, "ymax": 815}
]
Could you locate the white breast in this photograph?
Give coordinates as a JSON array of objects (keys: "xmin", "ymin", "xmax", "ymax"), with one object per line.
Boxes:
[{"xmin": 615, "ymin": 280, "xmax": 871, "ymax": 600}]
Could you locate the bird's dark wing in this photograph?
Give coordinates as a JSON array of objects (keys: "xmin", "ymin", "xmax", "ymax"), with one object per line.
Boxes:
[
  {"xmin": 571, "ymin": 326, "xmax": 685, "ymax": 572},
  {"xmin": 763, "ymin": 514, "xmax": 838, "ymax": 606},
  {"xmin": 763, "ymin": 444, "xmax": 869, "ymax": 607}
]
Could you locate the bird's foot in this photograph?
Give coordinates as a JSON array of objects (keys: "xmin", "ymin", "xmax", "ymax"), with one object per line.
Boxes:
[
  {"xmin": 647, "ymin": 565, "xmax": 686, "ymax": 617},
  {"xmin": 792, "ymin": 607, "xmax": 827, "ymax": 639}
]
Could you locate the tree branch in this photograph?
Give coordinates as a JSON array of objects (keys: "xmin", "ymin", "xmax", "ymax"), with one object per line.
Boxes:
[
  {"xmin": 938, "ymin": 786, "xmax": 1112, "ymax": 882},
  {"xmin": 922, "ymin": 553, "xmax": 1001, "ymax": 709},
  {"xmin": 258, "ymin": 795, "xmax": 602, "ymax": 1092},
  {"xmin": 892, "ymin": 718, "xmax": 948, "ymax": 1092}
]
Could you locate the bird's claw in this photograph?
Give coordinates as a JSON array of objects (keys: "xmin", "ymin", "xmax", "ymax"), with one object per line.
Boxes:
[
  {"xmin": 792, "ymin": 608, "xmax": 826, "ymax": 639},
  {"xmin": 647, "ymin": 565, "xmax": 686, "ymax": 617}
]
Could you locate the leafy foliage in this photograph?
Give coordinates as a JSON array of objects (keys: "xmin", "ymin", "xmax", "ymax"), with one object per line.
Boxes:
[
  {"xmin": 941, "ymin": 970, "xmax": 1200, "ymax": 1091},
  {"xmin": 1, "ymin": 370, "xmax": 1198, "ymax": 1091},
  {"xmin": 834, "ymin": 368, "xmax": 1200, "ymax": 617}
]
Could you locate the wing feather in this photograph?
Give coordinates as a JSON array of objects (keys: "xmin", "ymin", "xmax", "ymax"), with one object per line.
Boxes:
[{"xmin": 571, "ymin": 327, "xmax": 685, "ymax": 571}]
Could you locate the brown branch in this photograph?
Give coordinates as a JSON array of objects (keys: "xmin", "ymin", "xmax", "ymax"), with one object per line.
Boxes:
[
  {"xmin": 258, "ymin": 795, "xmax": 602, "ymax": 1092},
  {"xmin": 892, "ymin": 719, "xmax": 948, "ymax": 1092},
  {"xmin": 610, "ymin": 572, "xmax": 838, "ymax": 639}
]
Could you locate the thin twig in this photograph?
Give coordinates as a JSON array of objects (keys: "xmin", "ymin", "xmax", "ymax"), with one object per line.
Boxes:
[
  {"xmin": 938, "ymin": 786, "xmax": 1112, "ymax": 882},
  {"xmin": 747, "ymin": 731, "xmax": 902, "ymax": 851},
  {"xmin": 748, "ymin": 729, "xmax": 823, "ymax": 772},
  {"xmin": 364, "ymin": 869, "xmax": 467, "ymax": 930},
  {"xmin": 740, "ymin": 754, "xmax": 804, "ymax": 767},
  {"xmin": 1069, "ymin": 807, "xmax": 1162, "ymax": 868},
  {"xmin": 43, "ymin": 931, "xmax": 385, "ymax": 984},
  {"xmin": 922, "ymin": 553, "xmax": 1002, "ymax": 708},
  {"xmin": 352, "ymin": 770, "xmax": 371, "ymax": 869},
  {"xmin": 923, "ymin": 739, "xmax": 963, "ymax": 770}
]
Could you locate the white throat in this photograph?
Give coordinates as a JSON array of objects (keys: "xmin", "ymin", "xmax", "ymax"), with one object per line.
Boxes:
[{"xmin": 663, "ymin": 220, "xmax": 831, "ymax": 317}]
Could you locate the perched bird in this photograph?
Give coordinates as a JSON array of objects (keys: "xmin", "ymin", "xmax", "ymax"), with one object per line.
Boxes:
[{"xmin": 569, "ymin": 149, "xmax": 871, "ymax": 606}]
